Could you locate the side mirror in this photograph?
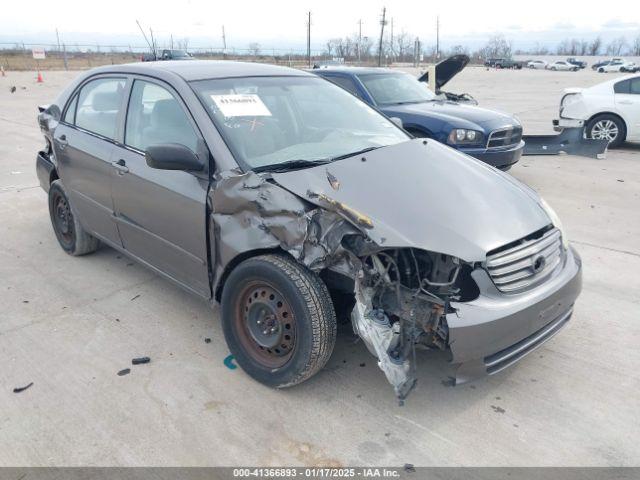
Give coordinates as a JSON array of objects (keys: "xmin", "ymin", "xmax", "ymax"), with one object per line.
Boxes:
[
  {"xmin": 145, "ymin": 143, "xmax": 203, "ymax": 171},
  {"xmin": 389, "ymin": 117, "xmax": 403, "ymax": 129}
]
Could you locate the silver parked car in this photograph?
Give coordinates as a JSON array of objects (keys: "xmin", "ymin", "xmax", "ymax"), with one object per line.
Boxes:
[{"xmin": 36, "ymin": 61, "xmax": 582, "ymax": 401}]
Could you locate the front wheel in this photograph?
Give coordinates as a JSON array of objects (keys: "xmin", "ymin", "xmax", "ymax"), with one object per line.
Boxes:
[
  {"xmin": 598, "ymin": 68, "xmax": 605, "ymax": 73},
  {"xmin": 221, "ymin": 254, "xmax": 337, "ymax": 388},
  {"xmin": 586, "ymin": 114, "xmax": 626, "ymax": 148},
  {"xmin": 48, "ymin": 180, "xmax": 100, "ymax": 256}
]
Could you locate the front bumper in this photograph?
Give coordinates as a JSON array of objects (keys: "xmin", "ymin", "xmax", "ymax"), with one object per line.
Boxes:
[
  {"xmin": 446, "ymin": 246, "xmax": 582, "ymax": 384},
  {"xmin": 458, "ymin": 140, "xmax": 524, "ymax": 170}
]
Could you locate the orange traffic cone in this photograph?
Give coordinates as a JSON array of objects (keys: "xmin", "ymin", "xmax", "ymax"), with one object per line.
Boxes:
[{"xmin": 36, "ymin": 71, "xmax": 43, "ymax": 83}]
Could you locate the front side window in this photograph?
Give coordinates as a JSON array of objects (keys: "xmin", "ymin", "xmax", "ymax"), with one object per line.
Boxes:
[
  {"xmin": 125, "ymin": 80, "xmax": 198, "ymax": 152},
  {"xmin": 75, "ymin": 78, "xmax": 126, "ymax": 139},
  {"xmin": 191, "ymin": 76, "xmax": 408, "ymax": 170},
  {"xmin": 357, "ymin": 72, "xmax": 435, "ymax": 106}
]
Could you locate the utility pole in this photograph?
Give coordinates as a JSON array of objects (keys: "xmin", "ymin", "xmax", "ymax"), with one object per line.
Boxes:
[
  {"xmin": 377, "ymin": 7, "xmax": 386, "ymax": 67},
  {"xmin": 55, "ymin": 28, "xmax": 61, "ymax": 52},
  {"xmin": 222, "ymin": 25, "xmax": 227, "ymax": 53},
  {"xmin": 357, "ymin": 19, "xmax": 362, "ymax": 63},
  {"xmin": 436, "ymin": 16, "xmax": 440, "ymax": 59},
  {"xmin": 390, "ymin": 17, "xmax": 394, "ymax": 61},
  {"xmin": 306, "ymin": 11, "xmax": 311, "ymax": 68}
]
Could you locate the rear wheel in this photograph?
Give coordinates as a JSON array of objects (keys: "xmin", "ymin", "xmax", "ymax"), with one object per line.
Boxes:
[
  {"xmin": 48, "ymin": 180, "xmax": 100, "ymax": 256},
  {"xmin": 586, "ymin": 114, "xmax": 626, "ymax": 148},
  {"xmin": 221, "ymin": 254, "xmax": 337, "ymax": 388}
]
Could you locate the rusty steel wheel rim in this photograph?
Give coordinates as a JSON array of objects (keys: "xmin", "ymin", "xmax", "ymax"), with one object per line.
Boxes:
[{"xmin": 235, "ymin": 281, "xmax": 296, "ymax": 368}]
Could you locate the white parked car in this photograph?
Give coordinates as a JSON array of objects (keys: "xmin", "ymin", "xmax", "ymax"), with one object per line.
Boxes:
[
  {"xmin": 597, "ymin": 58, "xmax": 638, "ymax": 73},
  {"xmin": 555, "ymin": 74, "xmax": 640, "ymax": 147},
  {"xmin": 547, "ymin": 61, "xmax": 579, "ymax": 72},
  {"xmin": 527, "ymin": 60, "xmax": 547, "ymax": 69}
]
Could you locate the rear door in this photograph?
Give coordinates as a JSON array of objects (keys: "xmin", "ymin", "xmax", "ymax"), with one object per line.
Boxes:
[
  {"xmin": 110, "ymin": 77, "xmax": 210, "ymax": 297},
  {"xmin": 615, "ymin": 77, "xmax": 640, "ymax": 141},
  {"xmin": 54, "ymin": 76, "xmax": 128, "ymax": 245}
]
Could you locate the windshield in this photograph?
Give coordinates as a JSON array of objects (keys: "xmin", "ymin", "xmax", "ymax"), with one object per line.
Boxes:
[
  {"xmin": 191, "ymin": 76, "xmax": 408, "ymax": 171},
  {"xmin": 357, "ymin": 72, "xmax": 435, "ymax": 106}
]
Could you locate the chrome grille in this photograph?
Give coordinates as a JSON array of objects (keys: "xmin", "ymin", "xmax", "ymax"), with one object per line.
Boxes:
[
  {"xmin": 486, "ymin": 126, "xmax": 523, "ymax": 149},
  {"xmin": 486, "ymin": 228, "xmax": 563, "ymax": 293}
]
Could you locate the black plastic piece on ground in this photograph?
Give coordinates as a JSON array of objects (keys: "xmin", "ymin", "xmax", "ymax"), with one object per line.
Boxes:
[
  {"xmin": 132, "ymin": 357, "xmax": 151, "ymax": 365},
  {"xmin": 13, "ymin": 382, "xmax": 34, "ymax": 393},
  {"xmin": 117, "ymin": 368, "xmax": 131, "ymax": 376}
]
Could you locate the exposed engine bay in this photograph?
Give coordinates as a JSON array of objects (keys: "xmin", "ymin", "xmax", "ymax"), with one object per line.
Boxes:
[{"xmin": 346, "ymin": 244, "xmax": 476, "ymax": 402}]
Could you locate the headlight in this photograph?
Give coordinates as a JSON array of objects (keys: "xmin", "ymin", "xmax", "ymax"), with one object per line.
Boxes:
[
  {"xmin": 540, "ymin": 197, "xmax": 569, "ymax": 249},
  {"xmin": 448, "ymin": 129, "xmax": 483, "ymax": 145}
]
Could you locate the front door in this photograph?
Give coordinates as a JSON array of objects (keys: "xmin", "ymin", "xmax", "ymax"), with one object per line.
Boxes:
[{"xmin": 111, "ymin": 78, "xmax": 210, "ymax": 297}]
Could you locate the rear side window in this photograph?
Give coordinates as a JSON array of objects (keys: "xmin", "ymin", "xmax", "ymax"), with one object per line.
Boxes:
[
  {"xmin": 325, "ymin": 75, "xmax": 361, "ymax": 98},
  {"xmin": 63, "ymin": 94, "xmax": 78, "ymax": 124},
  {"xmin": 630, "ymin": 78, "xmax": 640, "ymax": 94},
  {"xmin": 614, "ymin": 80, "xmax": 630, "ymax": 94},
  {"xmin": 75, "ymin": 78, "xmax": 126, "ymax": 139},
  {"xmin": 125, "ymin": 80, "xmax": 198, "ymax": 152}
]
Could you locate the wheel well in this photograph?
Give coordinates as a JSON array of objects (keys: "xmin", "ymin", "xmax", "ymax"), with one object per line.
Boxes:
[
  {"xmin": 50, "ymin": 169, "xmax": 59, "ymax": 184},
  {"xmin": 587, "ymin": 112, "xmax": 627, "ymax": 138},
  {"xmin": 214, "ymin": 247, "xmax": 290, "ymax": 302}
]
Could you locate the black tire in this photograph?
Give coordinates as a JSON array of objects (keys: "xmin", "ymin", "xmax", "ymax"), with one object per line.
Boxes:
[
  {"xmin": 48, "ymin": 180, "xmax": 100, "ymax": 256},
  {"xmin": 221, "ymin": 254, "xmax": 337, "ymax": 388},
  {"xmin": 586, "ymin": 114, "xmax": 626, "ymax": 149},
  {"xmin": 598, "ymin": 68, "xmax": 604, "ymax": 73}
]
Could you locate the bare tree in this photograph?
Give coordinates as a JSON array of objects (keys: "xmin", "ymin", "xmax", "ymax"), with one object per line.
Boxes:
[
  {"xmin": 395, "ymin": 31, "xmax": 412, "ymax": 62},
  {"xmin": 248, "ymin": 42, "xmax": 261, "ymax": 56},
  {"xmin": 632, "ymin": 33, "xmax": 640, "ymax": 56},
  {"xmin": 606, "ymin": 36, "xmax": 627, "ymax": 56},
  {"xmin": 588, "ymin": 37, "xmax": 602, "ymax": 56},
  {"xmin": 480, "ymin": 34, "xmax": 512, "ymax": 59}
]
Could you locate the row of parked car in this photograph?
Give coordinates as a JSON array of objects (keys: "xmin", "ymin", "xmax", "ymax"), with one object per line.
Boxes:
[
  {"xmin": 36, "ymin": 56, "xmax": 639, "ymax": 401},
  {"xmin": 527, "ymin": 57, "xmax": 639, "ymax": 73}
]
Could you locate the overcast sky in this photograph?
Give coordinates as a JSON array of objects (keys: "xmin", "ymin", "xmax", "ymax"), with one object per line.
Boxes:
[{"xmin": 2, "ymin": 0, "xmax": 640, "ymax": 51}]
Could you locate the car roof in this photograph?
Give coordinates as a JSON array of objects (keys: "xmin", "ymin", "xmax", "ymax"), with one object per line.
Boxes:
[
  {"xmin": 84, "ymin": 60, "xmax": 312, "ymax": 82},
  {"xmin": 312, "ymin": 66, "xmax": 403, "ymax": 76}
]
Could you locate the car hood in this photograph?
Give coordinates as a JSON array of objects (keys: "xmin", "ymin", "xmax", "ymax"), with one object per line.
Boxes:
[
  {"xmin": 418, "ymin": 54, "xmax": 470, "ymax": 89},
  {"xmin": 271, "ymin": 139, "xmax": 551, "ymax": 262},
  {"xmin": 382, "ymin": 100, "xmax": 516, "ymax": 129}
]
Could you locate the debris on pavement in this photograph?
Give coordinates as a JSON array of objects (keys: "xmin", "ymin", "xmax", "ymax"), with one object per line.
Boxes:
[
  {"xmin": 223, "ymin": 355, "xmax": 237, "ymax": 370},
  {"xmin": 132, "ymin": 357, "xmax": 151, "ymax": 365},
  {"xmin": 117, "ymin": 368, "xmax": 131, "ymax": 376},
  {"xmin": 130, "ymin": 294, "xmax": 141, "ymax": 301},
  {"xmin": 403, "ymin": 464, "xmax": 415, "ymax": 473},
  {"xmin": 13, "ymin": 382, "xmax": 34, "ymax": 393},
  {"xmin": 204, "ymin": 338, "xmax": 212, "ymax": 344}
]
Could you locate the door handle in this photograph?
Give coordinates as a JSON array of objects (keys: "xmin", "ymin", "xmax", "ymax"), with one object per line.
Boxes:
[
  {"xmin": 56, "ymin": 134, "xmax": 68, "ymax": 150},
  {"xmin": 618, "ymin": 100, "xmax": 634, "ymax": 105},
  {"xmin": 111, "ymin": 159, "xmax": 129, "ymax": 174}
]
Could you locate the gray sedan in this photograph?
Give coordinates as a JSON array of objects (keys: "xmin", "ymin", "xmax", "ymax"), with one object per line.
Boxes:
[{"xmin": 36, "ymin": 61, "xmax": 582, "ymax": 401}]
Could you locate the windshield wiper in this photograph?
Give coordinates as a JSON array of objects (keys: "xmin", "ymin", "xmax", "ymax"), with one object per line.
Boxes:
[
  {"xmin": 329, "ymin": 146, "xmax": 382, "ymax": 162},
  {"xmin": 253, "ymin": 159, "xmax": 331, "ymax": 173}
]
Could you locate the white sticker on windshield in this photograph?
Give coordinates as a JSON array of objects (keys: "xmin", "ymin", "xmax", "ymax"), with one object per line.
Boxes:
[{"xmin": 210, "ymin": 94, "xmax": 272, "ymax": 117}]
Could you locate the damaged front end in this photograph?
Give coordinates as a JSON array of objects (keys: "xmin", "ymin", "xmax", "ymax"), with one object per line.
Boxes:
[
  {"xmin": 346, "ymin": 243, "xmax": 477, "ymax": 402},
  {"xmin": 209, "ymin": 168, "xmax": 479, "ymax": 403}
]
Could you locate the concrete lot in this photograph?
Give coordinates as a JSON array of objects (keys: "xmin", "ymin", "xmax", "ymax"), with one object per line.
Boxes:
[{"xmin": 1, "ymin": 67, "xmax": 639, "ymax": 466}]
